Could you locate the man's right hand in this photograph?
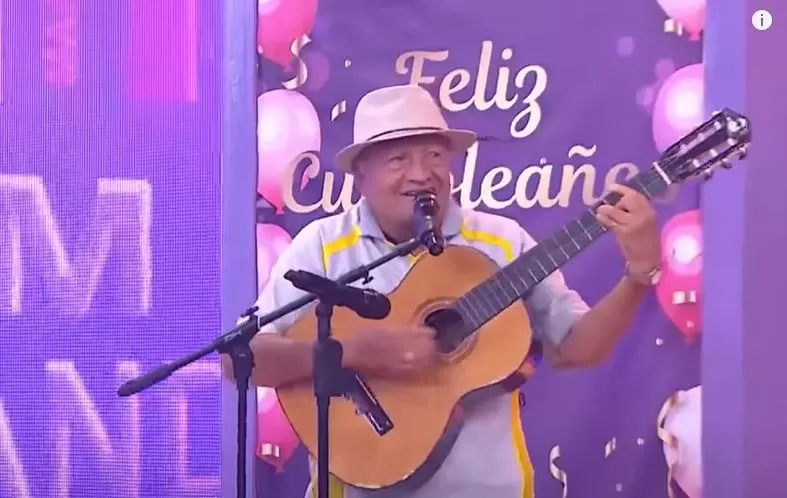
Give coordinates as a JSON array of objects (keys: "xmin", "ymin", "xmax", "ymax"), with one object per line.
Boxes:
[{"xmin": 343, "ymin": 326, "xmax": 438, "ymax": 379}]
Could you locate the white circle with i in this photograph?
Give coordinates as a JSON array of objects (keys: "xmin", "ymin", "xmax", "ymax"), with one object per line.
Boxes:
[{"xmin": 752, "ymin": 10, "xmax": 773, "ymax": 31}]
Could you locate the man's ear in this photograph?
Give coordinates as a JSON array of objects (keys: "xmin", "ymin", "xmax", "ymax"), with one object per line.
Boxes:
[{"xmin": 352, "ymin": 165, "xmax": 366, "ymax": 194}]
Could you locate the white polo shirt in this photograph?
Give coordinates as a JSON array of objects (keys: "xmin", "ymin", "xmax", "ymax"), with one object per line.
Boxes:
[{"xmin": 254, "ymin": 198, "xmax": 589, "ymax": 498}]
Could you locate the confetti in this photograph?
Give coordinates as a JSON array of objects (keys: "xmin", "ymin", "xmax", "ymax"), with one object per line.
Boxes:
[
  {"xmin": 344, "ymin": 59, "xmax": 352, "ymax": 68},
  {"xmin": 656, "ymin": 337, "xmax": 664, "ymax": 346},
  {"xmin": 657, "ymin": 392, "xmax": 680, "ymax": 498},
  {"xmin": 549, "ymin": 445, "xmax": 568, "ymax": 498},
  {"xmin": 259, "ymin": 443, "xmax": 280, "ymax": 457},
  {"xmin": 605, "ymin": 437, "xmax": 617, "ymax": 458},
  {"xmin": 331, "ymin": 100, "xmax": 347, "ymax": 121},
  {"xmin": 636, "ymin": 437, "xmax": 645, "ymax": 446},
  {"xmin": 282, "ymin": 34, "xmax": 312, "ymax": 90},
  {"xmin": 664, "ymin": 19, "xmax": 684, "ymax": 35},
  {"xmin": 672, "ymin": 290, "xmax": 698, "ymax": 304}
]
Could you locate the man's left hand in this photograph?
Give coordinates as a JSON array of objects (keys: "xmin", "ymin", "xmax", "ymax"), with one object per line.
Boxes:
[{"xmin": 595, "ymin": 184, "xmax": 661, "ymax": 272}]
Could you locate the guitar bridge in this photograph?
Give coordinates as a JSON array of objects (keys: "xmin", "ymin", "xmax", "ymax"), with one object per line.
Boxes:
[{"xmin": 339, "ymin": 370, "xmax": 393, "ymax": 436}]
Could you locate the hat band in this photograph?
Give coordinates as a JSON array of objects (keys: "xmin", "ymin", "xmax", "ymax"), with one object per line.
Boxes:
[{"xmin": 364, "ymin": 126, "xmax": 446, "ymax": 142}]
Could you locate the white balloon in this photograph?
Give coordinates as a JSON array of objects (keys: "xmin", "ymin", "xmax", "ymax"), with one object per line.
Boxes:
[{"xmin": 662, "ymin": 385, "xmax": 703, "ymax": 498}]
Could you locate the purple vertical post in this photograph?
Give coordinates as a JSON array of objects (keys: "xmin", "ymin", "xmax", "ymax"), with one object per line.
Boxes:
[
  {"xmin": 221, "ymin": 0, "xmax": 259, "ymax": 497},
  {"xmin": 703, "ymin": 0, "xmax": 787, "ymax": 496}
]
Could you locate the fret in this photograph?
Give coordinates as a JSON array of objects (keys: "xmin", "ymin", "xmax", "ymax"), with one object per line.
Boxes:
[
  {"xmin": 555, "ymin": 227, "xmax": 580, "ymax": 255},
  {"xmin": 565, "ymin": 220, "xmax": 589, "ymax": 245},
  {"xmin": 488, "ymin": 275, "xmax": 509, "ymax": 307},
  {"xmin": 496, "ymin": 273, "xmax": 519, "ymax": 302},
  {"xmin": 630, "ymin": 168, "xmax": 668, "ymax": 201},
  {"xmin": 451, "ymin": 162, "xmax": 671, "ymax": 345},
  {"xmin": 539, "ymin": 237, "xmax": 569, "ymax": 266},
  {"xmin": 510, "ymin": 260, "xmax": 538, "ymax": 289},
  {"xmin": 578, "ymin": 210, "xmax": 601, "ymax": 239},
  {"xmin": 575, "ymin": 218, "xmax": 593, "ymax": 240},
  {"xmin": 541, "ymin": 243, "xmax": 559, "ymax": 266},
  {"xmin": 530, "ymin": 253, "xmax": 549, "ymax": 278},
  {"xmin": 631, "ymin": 173, "xmax": 655, "ymax": 199}
]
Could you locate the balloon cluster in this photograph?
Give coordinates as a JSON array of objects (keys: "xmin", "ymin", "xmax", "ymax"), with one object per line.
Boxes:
[
  {"xmin": 660, "ymin": 386, "xmax": 702, "ymax": 498},
  {"xmin": 655, "ymin": 209, "xmax": 702, "ymax": 343},
  {"xmin": 254, "ymin": 0, "xmax": 322, "ymax": 472},
  {"xmin": 256, "ymin": 0, "xmax": 323, "ymax": 213}
]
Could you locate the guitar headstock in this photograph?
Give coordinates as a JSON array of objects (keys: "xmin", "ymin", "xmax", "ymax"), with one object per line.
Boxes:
[{"xmin": 657, "ymin": 108, "xmax": 751, "ymax": 184}]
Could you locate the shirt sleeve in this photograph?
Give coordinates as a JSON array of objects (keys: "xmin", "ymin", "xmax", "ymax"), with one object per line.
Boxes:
[
  {"xmin": 253, "ymin": 221, "xmax": 326, "ymax": 335},
  {"xmin": 519, "ymin": 228, "xmax": 590, "ymax": 348}
]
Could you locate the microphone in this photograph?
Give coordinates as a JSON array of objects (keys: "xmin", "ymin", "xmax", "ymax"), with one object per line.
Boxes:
[
  {"xmin": 283, "ymin": 270, "xmax": 391, "ymax": 320},
  {"xmin": 411, "ymin": 191, "xmax": 445, "ymax": 256}
]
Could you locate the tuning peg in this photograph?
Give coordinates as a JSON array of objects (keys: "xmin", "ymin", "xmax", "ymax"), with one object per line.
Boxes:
[
  {"xmin": 702, "ymin": 169, "xmax": 714, "ymax": 180},
  {"xmin": 711, "ymin": 110, "xmax": 721, "ymax": 116},
  {"xmin": 737, "ymin": 146, "xmax": 748, "ymax": 160},
  {"xmin": 720, "ymin": 160, "xmax": 732, "ymax": 169}
]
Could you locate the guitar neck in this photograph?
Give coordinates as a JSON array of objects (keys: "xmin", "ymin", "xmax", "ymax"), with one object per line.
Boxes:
[{"xmin": 453, "ymin": 165, "xmax": 669, "ymax": 333}]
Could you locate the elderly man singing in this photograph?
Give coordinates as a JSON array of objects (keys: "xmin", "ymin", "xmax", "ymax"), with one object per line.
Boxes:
[{"xmin": 224, "ymin": 84, "xmax": 661, "ymax": 498}]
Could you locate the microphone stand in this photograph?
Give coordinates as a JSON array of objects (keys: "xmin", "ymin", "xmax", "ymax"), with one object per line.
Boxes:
[
  {"xmin": 285, "ymin": 237, "xmax": 430, "ymax": 498},
  {"xmin": 116, "ymin": 235, "xmax": 432, "ymax": 498}
]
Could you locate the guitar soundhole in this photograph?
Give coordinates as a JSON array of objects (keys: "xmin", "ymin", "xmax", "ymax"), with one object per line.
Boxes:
[{"xmin": 424, "ymin": 307, "xmax": 468, "ymax": 354}]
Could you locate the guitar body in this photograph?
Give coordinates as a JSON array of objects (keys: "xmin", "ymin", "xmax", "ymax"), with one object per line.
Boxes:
[{"xmin": 277, "ymin": 245, "xmax": 532, "ymax": 493}]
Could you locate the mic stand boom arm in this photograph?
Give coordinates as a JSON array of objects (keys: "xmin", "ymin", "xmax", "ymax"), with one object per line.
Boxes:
[{"xmin": 116, "ymin": 237, "xmax": 424, "ymax": 498}]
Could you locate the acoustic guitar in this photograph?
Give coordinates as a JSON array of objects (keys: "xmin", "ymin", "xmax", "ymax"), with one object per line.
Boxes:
[{"xmin": 277, "ymin": 109, "xmax": 751, "ymax": 494}]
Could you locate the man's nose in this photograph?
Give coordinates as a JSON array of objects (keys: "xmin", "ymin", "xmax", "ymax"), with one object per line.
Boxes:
[{"xmin": 404, "ymin": 161, "xmax": 432, "ymax": 182}]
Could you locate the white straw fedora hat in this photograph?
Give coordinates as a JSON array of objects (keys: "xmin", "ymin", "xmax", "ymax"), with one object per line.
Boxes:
[{"xmin": 335, "ymin": 84, "xmax": 477, "ymax": 172}]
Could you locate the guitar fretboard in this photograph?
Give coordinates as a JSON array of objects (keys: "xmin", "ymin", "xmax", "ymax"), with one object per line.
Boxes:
[{"xmin": 450, "ymin": 166, "xmax": 668, "ymax": 339}]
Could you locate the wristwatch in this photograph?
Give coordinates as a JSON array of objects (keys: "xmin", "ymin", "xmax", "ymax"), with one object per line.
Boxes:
[{"xmin": 624, "ymin": 262, "xmax": 662, "ymax": 286}]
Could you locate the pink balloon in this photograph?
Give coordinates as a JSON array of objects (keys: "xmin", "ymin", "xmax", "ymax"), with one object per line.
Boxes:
[
  {"xmin": 257, "ymin": 0, "xmax": 318, "ymax": 68},
  {"xmin": 652, "ymin": 64, "xmax": 704, "ymax": 153},
  {"xmin": 662, "ymin": 209, "xmax": 702, "ymax": 276},
  {"xmin": 656, "ymin": 272, "xmax": 701, "ymax": 343},
  {"xmin": 257, "ymin": 90, "xmax": 321, "ymax": 214},
  {"xmin": 256, "ymin": 387, "xmax": 299, "ymax": 472},
  {"xmin": 657, "ymin": 0, "xmax": 705, "ymax": 39},
  {"xmin": 655, "ymin": 210, "xmax": 702, "ymax": 342},
  {"xmin": 256, "ymin": 224, "xmax": 292, "ymax": 292}
]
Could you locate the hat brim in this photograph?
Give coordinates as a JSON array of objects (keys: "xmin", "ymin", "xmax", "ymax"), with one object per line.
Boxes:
[{"xmin": 334, "ymin": 128, "xmax": 477, "ymax": 173}]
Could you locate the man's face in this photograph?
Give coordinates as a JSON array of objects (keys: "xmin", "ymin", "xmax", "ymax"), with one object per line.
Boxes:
[{"xmin": 354, "ymin": 134, "xmax": 453, "ymax": 231}]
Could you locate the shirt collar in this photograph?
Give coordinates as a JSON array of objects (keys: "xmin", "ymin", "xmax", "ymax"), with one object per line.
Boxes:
[{"xmin": 355, "ymin": 197, "xmax": 463, "ymax": 241}]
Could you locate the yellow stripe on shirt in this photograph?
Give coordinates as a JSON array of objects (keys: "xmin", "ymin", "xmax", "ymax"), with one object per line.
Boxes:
[
  {"xmin": 321, "ymin": 225, "xmax": 362, "ymax": 272},
  {"xmin": 461, "ymin": 222, "xmax": 535, "ymax": 498}
]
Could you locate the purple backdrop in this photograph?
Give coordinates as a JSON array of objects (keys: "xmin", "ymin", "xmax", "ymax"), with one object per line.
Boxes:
[
  {"xmin": 11, "ymin": 0, "xmax": 780, "ymax": 497},
  {"xmin": 0, "ymin": 1, "xmax": 223, "ymax": 497},
  {"xmin": 253, "ymin": 0, "xmax": 704, "ymax": 497}
]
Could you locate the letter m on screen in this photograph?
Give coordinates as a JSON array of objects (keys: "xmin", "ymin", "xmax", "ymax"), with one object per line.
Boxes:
[{"xmin": 0, "ymin": 174, "xmax": 152, "ymax": 316}]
